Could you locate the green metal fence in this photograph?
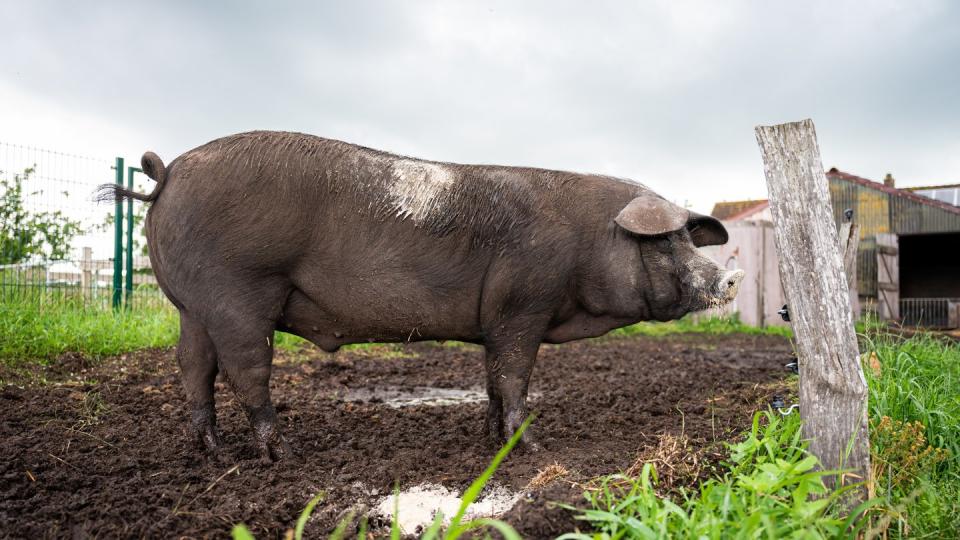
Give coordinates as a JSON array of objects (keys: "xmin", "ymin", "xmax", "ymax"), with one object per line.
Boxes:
[{"xmin": 0, "ymin": 142, "xmax": 166, "ymax": 310}]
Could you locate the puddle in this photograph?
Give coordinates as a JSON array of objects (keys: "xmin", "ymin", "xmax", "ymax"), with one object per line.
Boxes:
[
  {"xmin": 340, "ymin": 385, "xmax": 540, "ymax": 408},
  {"xmin": 341, "ymin": 386, "xmax": 487, "ymax": 408},
  {"xmin": 374, "ymin": 483, "xmax": 522, "ymax": 535}
]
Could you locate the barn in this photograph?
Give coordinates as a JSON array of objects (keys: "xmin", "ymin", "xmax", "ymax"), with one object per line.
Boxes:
[{"xmin": 708, "ymin": 169, "xmax": 960, "ymax": 328}]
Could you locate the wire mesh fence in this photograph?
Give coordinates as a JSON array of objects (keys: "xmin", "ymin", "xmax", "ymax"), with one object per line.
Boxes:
[
  {"xmin": 900, "ymin": 298, "xmax": 960, "ymax": 329},
  {"xmin": 0, "ymin": 142, "xmax": 167, "ymax": 310}
]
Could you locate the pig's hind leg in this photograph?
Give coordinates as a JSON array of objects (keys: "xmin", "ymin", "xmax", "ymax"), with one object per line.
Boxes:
[
  {"xmin": 203, "ymin": 298, "xmax": 295, "ymax": 463},
  {"xmin": 176, "ymin": 312, "xmax": 223, "ymax": 459}
]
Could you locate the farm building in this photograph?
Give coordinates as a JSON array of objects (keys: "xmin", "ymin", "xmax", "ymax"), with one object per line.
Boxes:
[
  {"xmin": 904, "ymin": 182, "xmax": 960, "ymax": 207},
  {"xmin": 708, "ymin": 169, "xmax": 960, "ymax": 328}
]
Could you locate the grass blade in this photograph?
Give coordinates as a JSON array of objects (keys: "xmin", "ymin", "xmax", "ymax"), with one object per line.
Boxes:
[
  {"xmin": 448, "ymin": 414, "xmax": 535, "ymax": 537},
  {"xmin": 230, "ymin": 523, "xmax": 256, "ymax": 540},
  {"xmin": 294, "ymin": 492, "xmax": 324, "ymax": 540}
]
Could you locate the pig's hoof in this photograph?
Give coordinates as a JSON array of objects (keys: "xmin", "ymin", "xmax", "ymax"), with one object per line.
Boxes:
[
  {"xmin": 248, "ymin": 405, "xmax": 298, "ymax": 463},
  {"xmin": 189, "ymin": 406, "xmax": 224, "ymax": 457},
  {"xmin": 257, "ymin": 436, "xmax": 297, "ymax": 464},
  {"xmin": 484, "ymin": 420, "xmax": 504, "ymax": 446},
  {"xmin": 197, "ymin": 431, "xmax": 229, "ymax": 464},
  {"xmin": 503, "ymin": 425, "xmax": 542, "ymax": 453}
]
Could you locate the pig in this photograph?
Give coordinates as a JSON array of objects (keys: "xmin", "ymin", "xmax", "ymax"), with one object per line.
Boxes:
[{"xmin": 100, "ymin": 131, "xmax": 743, "ymax": 462}]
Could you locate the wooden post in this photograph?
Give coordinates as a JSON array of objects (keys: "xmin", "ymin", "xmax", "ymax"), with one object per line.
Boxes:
[
  {"xmin": 81, "ymin": 247, "xmax": 93, "ymax": 300},
  {"xmin": 755, "ymin": 119, "xmax": 870, "ymax": 502},
  {"xmin": 839, "ymin": 223, "xmax": 861, "ymax": 320}
]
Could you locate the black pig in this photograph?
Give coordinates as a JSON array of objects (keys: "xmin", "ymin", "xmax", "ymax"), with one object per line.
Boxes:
[{"xmin": 101, "ymin": 131, "xmax": 743, "ymax": 461}]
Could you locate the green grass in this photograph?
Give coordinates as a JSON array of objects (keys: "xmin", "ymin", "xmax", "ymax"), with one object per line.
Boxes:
[
  {"xmin": 0, "ymin": 296, "xmax": 179, "ymax": 364},
  {"xmin": 0, "ymin": 296, "xmax": 322, "ymax": 364},
  {"xmin": 561, "ymin": 411, "xmax": 868, "ymax": 539},
  {"xmin": 863, "ymin": 331, "xmax": 960, "ymax": 536},
  {"xmin": 612, "ymin": 314, "xmax": 793, "ymax": 339},
  {"xmin": 566, "ymin": 327, "xmax": 960, "ymax": 539}
]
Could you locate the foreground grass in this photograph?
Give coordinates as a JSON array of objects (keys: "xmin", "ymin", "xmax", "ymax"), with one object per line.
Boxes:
[
  {"xmin": 567, "ymin": 329, "xmax": 960, "ymax": 538},
  {"xmin": 562, "ymin": 411, "xmax": 867, "ymax": 539},
  {"xmin": 865, "ymin": 332, "xmax": 960, "ymax": 536}
]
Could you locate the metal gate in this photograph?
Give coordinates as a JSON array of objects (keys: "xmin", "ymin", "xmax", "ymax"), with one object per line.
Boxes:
[{"xmin": 900, "ymin": 298, "xmax": 960, "ymax": 328}]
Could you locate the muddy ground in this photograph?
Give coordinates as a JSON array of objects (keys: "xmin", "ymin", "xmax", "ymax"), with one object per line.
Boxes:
[{"xmin": 1, "ymin": 334, "xmax": 793, "ymax": 539}]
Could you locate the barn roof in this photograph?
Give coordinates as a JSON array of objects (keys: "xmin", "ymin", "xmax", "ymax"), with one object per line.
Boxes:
[
  {"xmin": 710, "ymin": 199, "xmax": 769, "ymax": 220},
  {"xmin": 902, "ymin": 182, "xmax": 960, "ymax": 192},
  {"xmin": 826, "ymin": 169, "xmax": 960, "ymax": 216}
]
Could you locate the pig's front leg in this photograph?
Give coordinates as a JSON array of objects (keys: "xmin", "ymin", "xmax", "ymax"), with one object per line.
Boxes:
[{"xmin": 483, "ymin": 330, "xmax": 543, "ymax": 451}]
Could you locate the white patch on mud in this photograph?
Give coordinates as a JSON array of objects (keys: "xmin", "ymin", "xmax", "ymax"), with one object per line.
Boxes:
[
  {"xmin": 342, "ymin": 386, "xmax": 486, "ymax": 408},
  {"xmin": 388, "ymin": 160, "xmax": 456, "ymax": 223},
  {"xmin": 374, "ymin": 483, "xmax": 521, "ymax": 535},
  {"xmin": 340, "ymin": 386, "xmax": 541, "ymax": 409}
]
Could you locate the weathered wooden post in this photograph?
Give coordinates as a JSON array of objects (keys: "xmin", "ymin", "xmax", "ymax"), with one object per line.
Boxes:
[{"xmin": 755, "ymin": 119, "xmax": 870, "ymax": 502}]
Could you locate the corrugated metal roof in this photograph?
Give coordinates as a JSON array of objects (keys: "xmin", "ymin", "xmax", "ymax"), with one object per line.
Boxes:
[
  {"xmin": 902, "ymin": 183, "xmax": 960, "ymax": 192},
  {"xmin": 826, "ymin": 169, "xmax": 960, "ymax": 216}
]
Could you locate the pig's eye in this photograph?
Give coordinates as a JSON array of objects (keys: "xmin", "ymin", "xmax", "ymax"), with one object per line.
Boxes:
[{"xmin": 654, "ymin": 238, "xmax": 673, "ymax": 252}]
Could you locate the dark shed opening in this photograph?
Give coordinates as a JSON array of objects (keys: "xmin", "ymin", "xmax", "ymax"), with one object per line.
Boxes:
[
  {"xmin": 899, "ymin": 232, "xmax": 960, "ymax": 327},
  {"xmin": 900, "ymin": 233, "xmax": 960, "ymax": 298}
]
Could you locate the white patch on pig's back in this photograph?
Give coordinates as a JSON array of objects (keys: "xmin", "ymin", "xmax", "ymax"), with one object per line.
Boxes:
[{"xmin": 387, "ymin": 159, "xmax": 456, "ymax": 223}]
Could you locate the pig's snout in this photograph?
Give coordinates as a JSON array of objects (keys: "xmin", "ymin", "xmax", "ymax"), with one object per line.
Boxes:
[{"xmin": 716, "ymin": 269, "xmax": 745, "ymax": 303}]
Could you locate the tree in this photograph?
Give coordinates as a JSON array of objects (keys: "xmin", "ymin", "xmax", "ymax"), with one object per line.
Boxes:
[{"xmin": 0, "ymin": 167, "xmax": 82, "ymax": 265}]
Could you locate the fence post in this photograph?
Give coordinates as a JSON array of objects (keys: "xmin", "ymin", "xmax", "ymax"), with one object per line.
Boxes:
[
  {"xmin": 125, "ymin": 166, "xmax": 141, "ymax": 309},
  {"xmin": 839, "ymin": 222, "xmax": 861, "ymax": 320},
  {"xmin": 112, "ymin": 157, "xmax": 124, "ymax": 310},
  {"xmin": 81, "ymin": 247, "xmax": 93, "ymax": 299},
  {"xmin": 755, "ymin": 119, "xmax": 871, "ymax": 504}
]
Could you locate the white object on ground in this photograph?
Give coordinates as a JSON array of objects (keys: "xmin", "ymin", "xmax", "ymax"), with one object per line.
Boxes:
[{"xmin": 374, "ymin": 483, "xmax": 521, "ymax": 535}]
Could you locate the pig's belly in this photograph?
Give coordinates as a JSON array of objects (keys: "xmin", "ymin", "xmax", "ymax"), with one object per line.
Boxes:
[
  {"xmin": 543, "ymin": 311, "xmax": 638, "ymax": 343},
  {"xmin": 276, "ymin": 287, "xmax": 482, "ymax": 351}
]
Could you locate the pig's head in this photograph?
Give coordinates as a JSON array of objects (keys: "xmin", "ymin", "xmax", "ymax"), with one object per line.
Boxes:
[{"xmin": 596, "ymin": 192, "xmax": 744, "ymax": 322}]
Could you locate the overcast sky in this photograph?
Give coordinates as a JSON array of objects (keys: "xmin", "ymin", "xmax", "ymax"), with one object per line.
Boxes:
[{"xmin": 2, "ymin": 0, "xmax": 958, "ymax": 212}]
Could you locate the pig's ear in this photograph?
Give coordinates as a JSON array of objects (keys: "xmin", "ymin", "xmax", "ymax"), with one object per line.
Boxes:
[
  {"xmin": 615, "ymin": 194, "xmax": 689, "ymax": 236},
  {"xmin": 686, "ymin": 212, "xmax": 728, "ymax": 247}
]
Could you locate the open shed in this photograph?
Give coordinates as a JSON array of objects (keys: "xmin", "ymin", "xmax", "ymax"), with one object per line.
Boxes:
[
  {"xmin": 826, "ymin": 169, "xmax": 960, "ymax": 327},
  {"xmin": 710, "ymin": 170, "xmax": 960, "ymax": 328}
]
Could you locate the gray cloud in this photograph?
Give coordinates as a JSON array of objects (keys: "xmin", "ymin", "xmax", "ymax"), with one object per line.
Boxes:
[{"xmin": 2, "ymin": 0, "xmax": 957, "ymax": 211}]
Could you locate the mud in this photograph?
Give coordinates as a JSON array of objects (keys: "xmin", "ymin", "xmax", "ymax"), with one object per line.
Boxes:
[{"xmin": 0, "ymin": 334, "xmax": 792, "ymax": 539}]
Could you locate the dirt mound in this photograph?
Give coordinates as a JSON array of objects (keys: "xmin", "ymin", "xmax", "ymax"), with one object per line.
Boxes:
[{"xmin": 0, "ymin": 334, "xmax": 792, "ymax": 538}]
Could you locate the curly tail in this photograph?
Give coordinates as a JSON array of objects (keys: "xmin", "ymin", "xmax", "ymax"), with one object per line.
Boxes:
[{"xmin": 95, "ymin": 152, "xmax": 167, "ymax": 203}]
